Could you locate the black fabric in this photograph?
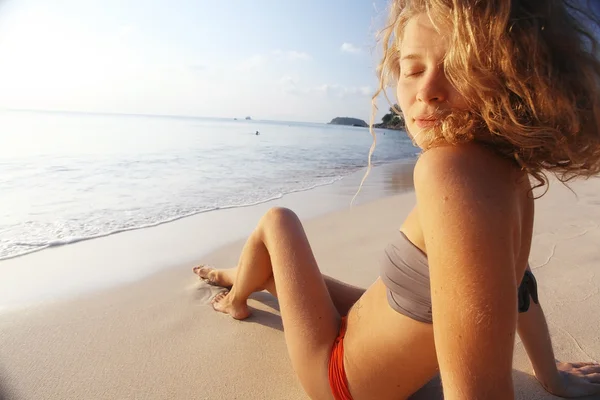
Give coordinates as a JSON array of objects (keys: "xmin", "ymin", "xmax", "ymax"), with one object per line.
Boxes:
[{"xmin": 518, "ymin": 269, "xmax": 539, "ymax": 313}]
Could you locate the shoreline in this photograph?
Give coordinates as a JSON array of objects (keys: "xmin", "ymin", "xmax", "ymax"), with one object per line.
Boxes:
[
  {"xmin": 0, "ymin": 172, "xmax": 348, "ymax": 263},
  {"xmin": 0, "ymin": 161, "xmax": 416, "ymax": 310}
]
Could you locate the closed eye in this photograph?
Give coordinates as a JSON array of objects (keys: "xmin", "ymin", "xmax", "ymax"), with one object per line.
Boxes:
[{"xmin": 404, "ymin": 70, "xmax": 424, "ymax": 78}]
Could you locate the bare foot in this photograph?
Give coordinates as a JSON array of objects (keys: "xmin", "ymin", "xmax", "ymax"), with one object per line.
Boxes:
[
  {"xmin": 192, "ymin": 265, "xmax": 234, "ymax": 288},
  {"xmin": 211, "ymin": 291, "xmax": 251, "ymax": 320}
]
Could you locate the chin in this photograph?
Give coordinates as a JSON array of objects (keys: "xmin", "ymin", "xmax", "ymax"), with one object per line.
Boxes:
[
  {"xmin": 405, "ymin": 126, "xmax": 418, "ymax": 139},
  {"xmin": 405, "ymin": 129, "xmax": 425, "ymax": 149}
]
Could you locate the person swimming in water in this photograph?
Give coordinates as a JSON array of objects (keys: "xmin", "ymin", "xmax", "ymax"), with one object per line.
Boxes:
[{"xmin": 194, "ymin": 1, "xmax": 600, "ymax": 398}]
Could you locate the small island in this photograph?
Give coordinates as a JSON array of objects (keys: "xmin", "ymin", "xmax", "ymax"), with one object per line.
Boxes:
[
  {"xmin": 328, "ymin": 117, "xmax": 368, "ymax": 127},
  {"xmin": 245, "ymin": 116, "xmax": 252, "ymax": 120}
]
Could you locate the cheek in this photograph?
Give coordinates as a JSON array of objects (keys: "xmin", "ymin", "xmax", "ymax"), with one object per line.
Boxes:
[
  {"xmin": 396, "ymin": 83, "xmax": 412, "ymax": 116},
  {"xmin": 447, "ymin": 87, "xmax": 469, "ymax": 110}
]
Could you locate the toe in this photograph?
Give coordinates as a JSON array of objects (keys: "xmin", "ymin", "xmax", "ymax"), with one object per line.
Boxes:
[
  {"xmin": 211, "ymin": 291, "xmax": 228, "ymax": 303},
  {"xmin": 193, "ymin": 265, "xmax": 212, "ymax": 279}
]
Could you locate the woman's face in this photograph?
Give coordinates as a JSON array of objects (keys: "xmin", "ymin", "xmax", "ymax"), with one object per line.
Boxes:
[{"xmin": 396, "ymin": 14, "xmax": 468, "ymax": 146}]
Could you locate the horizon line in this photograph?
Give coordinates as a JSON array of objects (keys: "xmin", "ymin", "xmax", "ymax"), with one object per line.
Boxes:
[{"xmin": 3, "ymin": 108, "xmax": 327, "ymax": 125}]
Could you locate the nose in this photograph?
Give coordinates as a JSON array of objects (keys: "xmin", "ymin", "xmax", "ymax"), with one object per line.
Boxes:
[{"xmin": 416, "ymin": 69, "xmax": 448, "ymax": 104}]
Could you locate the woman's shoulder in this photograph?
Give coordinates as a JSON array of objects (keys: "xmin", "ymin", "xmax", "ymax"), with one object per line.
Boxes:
[
  {"xmin": 413, "ymin": 144, "xmax": 533, "ymax": 271},
  {"xmin": 414, "ymin": 143, "xmax": 526, "ymax": 198}
]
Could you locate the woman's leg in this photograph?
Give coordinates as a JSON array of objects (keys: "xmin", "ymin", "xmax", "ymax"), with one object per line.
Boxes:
[
  {"xmin": 322, "ymin": 276, "xmax": 366, "ymax": 317},
  {"xmin": 203, "ymin": 207, "xmax": 344, "ymax": 398},
  {"xmin": 195, "ymin": 258, "xmax": 365, "ymax": 316}
]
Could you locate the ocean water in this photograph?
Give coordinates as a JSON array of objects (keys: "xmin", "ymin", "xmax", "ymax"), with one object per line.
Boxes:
[{"xmin": 0, "ymin": 110, "xmax": 416, "ymax": 261}]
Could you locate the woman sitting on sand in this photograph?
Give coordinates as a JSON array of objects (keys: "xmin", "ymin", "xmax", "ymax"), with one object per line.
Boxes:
[{"xmin": 194, "ymin": 0, "xmax": 600, "ymax": 398}]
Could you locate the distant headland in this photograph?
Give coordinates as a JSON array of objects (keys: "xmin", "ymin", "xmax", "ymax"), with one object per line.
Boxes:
[
  {"xmin": 328, "ymin": 106, "xmax": 405, "ymax": 130},
  {"xmin": 373, "ymin": 104, "xmax": 405, "ymax": 130}
]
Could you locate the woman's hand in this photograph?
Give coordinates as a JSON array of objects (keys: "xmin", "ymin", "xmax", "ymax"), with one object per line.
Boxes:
[{"xmin": 535, "ymin": 360, "xmax": 600, "ymax": 398}]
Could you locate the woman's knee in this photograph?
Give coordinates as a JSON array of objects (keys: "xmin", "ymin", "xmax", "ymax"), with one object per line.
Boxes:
[
  {"xmin": 258, "ymin": 207, "xmax": 307, "ymax": 249},
  {"xmin": 260, "ymin": 207, "xmax": 301, "ymax": 228}
]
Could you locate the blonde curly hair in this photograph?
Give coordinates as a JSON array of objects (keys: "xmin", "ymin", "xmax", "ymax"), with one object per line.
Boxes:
[{"xmin": 372, "ymin": 0, "xmax": 600, "ymax": 190}]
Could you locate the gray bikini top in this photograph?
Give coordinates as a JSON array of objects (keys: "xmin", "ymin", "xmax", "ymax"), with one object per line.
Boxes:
[{"xmin": 380, "ymin": 230, "xmax": 538, "ymax": 324}]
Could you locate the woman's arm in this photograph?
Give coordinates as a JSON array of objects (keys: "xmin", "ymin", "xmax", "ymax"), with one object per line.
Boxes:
[
  {"xmin": 518, "ymin": 286, "xmax": 600, "ymax": 397},
  {"xmin": 517, "ymin": 284, "xmax": 560, "ymax": 389},
  {"xmin": 415, "ymin": 147, "xmax": 519, "ymax": 400}
]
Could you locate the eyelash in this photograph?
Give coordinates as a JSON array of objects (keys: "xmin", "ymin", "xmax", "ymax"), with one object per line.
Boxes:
[{"xmin": 403, "ymin": 70, "xmax": 424, "ymax": 78}]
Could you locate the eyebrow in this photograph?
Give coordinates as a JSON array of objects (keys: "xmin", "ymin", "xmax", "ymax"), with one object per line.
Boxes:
[{"xmin": 400, "ymin": 53, "xmax": 422, "ymax": 61}]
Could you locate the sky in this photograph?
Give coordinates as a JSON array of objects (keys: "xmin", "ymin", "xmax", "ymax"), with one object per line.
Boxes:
[{"xmin": 0, "ymin": 0, "xmax": 392, "ymax": 123}]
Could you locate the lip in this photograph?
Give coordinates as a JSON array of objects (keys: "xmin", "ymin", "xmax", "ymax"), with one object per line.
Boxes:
[{"xmin": 414, "ymin": 117, "xmax": 438, "ymax": 128}]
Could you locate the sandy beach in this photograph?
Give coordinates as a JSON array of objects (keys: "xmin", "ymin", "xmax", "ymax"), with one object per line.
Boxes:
[{"xmin": 1, "ymin": 165, "xmax": 599, "ymax": 399}]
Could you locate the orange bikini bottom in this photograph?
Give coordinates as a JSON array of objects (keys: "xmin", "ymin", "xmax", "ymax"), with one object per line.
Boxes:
[{"xmin": 328, "ymin": 316, "xmax": 353, "ymax": 400}]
